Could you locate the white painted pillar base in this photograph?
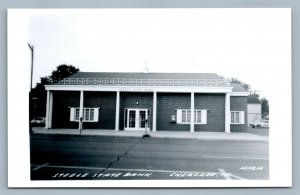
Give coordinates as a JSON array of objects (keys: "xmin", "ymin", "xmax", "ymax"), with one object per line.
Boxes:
[
  {"xmin": 48, "ymin": 91, "xmax": 53, "ymax": 129},
  {"xmin": 115, "ymin": 91, "xmax": 120, "ymax": 131},
  {"xmin": 45, "ymin": 90, "xmax": 50, "ymax": 129},
  {"xmin": 79, "ymin": 91, "xmax": 84, "ymax": 131},
  {"xmin": 153, "ymin": 91, "xmax": 157, "ymax": 132},
  {"xmin": 190, "ymin": 92, "xmax": 195, "ymax": 133},
  {"xmin": 225, "ymin": 92, "xmax": 231, "ymax": 133}
]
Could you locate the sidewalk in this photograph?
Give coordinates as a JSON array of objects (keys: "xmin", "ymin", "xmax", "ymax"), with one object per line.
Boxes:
[{"xmin": 32, "ymin": 127, "xmax": 268, "ymax": 142}]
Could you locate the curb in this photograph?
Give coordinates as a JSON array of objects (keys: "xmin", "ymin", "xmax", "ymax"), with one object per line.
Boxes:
[{"xmin": 31, "ymin": 131, "xmax": 269, "ymax": 142}]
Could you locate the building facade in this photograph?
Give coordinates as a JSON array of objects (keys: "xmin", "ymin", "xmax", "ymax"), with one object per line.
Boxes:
[{"xmin": 44, "ymin": 72, "xmax": 249, "ymax": 133}]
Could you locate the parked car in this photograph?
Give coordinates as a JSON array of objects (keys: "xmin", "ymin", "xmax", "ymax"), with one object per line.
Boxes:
[
  {"xmin": 30, "ymin": 117, "xmax": 45, "ymax": 126},
  {"xmin": 249, "ymin": 120, "xmax": 269, "ymax": 128}
]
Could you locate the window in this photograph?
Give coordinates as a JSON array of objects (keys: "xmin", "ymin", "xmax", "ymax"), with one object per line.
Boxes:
[
  {"xmin": 177, "ymin": 109, "xmax": 207, "ymax": 124},
  {"xmin": 231, "ymin": 111, "xmax": 245, "ymax": 124},
  {"xmin": 75, "ymin": 108, "xmax": 80, "ymax": 121},
  {"xmin": 70, "ymin": 107, "xmax": 99, "ymax": 122}
]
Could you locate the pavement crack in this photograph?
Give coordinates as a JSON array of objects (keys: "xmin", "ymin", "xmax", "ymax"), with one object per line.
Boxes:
[{"xmin": 94, "ymin": 137, "xmax": 143, "ymax": 176}]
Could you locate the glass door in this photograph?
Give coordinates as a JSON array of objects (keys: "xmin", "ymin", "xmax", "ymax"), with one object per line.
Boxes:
[
  {"xmin": 128, "ymin": 110, "xmax": 136, "ymax": 128},
  {"xmin": 125, "ymin": 109, "xmax": 149, "ymax": 130}
]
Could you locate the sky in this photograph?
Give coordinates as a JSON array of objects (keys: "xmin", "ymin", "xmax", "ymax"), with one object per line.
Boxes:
[{"xmin": 27, "ymin": 9, "xmax": 291, "ymax": 99}]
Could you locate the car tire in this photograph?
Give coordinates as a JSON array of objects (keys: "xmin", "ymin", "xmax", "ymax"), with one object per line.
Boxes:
[
  {"xmin": 251, "ymin": 125, "xmax": 255, "ymax": 128},
  {"xmin": 257, "ymin": 125, "xmax": 261, "ymax": 128}
]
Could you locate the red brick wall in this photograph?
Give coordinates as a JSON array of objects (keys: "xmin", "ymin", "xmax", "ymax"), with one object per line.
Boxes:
[
  {"xmin": 52, "ymin": 91, "xmax": 80, "ymax": 129},
  {"xmin": 52, "ymin": 91, "xmax": 116, "ymax": 129},
  {"xmin": 157, "ymin": 93, "xmax": 191, "ymax": 131},
  {"xmin": 83, "ymin": 92, "xmax": 116, "ymax": 129},
  {"xmin": 195, "ymin": 94, "xmax": 225, "ymax": 132},
  {"xmin": 230, "ymin": 96, "xmax": 248, "ymax": 132},
  {"xmin": 157, "ymin": 93, "xmax": 226, "ymax": 132}
]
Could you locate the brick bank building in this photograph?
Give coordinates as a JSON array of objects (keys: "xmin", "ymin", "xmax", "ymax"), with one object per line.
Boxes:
[{"xmin": 44, "ymin": 72, "xmax": 249, "ymax": 133}]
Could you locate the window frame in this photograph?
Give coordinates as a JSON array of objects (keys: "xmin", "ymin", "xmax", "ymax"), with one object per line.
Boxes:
[
  {"xmin": 178, "ymin": 109, "xmax": 203, "ymax": 125},
  {"xmin": 71, "ymin": 107, "xmax": 98, "ymax": 122},
  {"xmin": 230, "ymin": 111, "xmax": 244, "ymax": 125}
]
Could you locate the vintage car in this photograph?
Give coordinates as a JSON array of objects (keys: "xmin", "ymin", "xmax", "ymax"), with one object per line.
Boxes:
[
  {"xmin": 30, "ymin": 117, "xmax": 45, "ymax": 126},
  {"xmin": 249, "ymin": 120, "xmax": 269, "ymax": 128}
]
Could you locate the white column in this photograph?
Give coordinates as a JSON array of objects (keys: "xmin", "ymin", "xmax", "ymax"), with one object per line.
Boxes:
[
  {"xmin": 152, "ymin": 91, "xmax": 157, "ymax": 132},
  {"xmin": 79, "ymin": 90, "xmax": 84, "ymax": 130},
  {"xmin": 115, "ymin": 91, "xmax": 120, "ymax": 131},
  {"xmin": 48, "ymin": 91, "xmax": 53, "ymax": 128},
  {"xmin": 225, "ymin": 92, "xmax": 231, "ymax": 133},
  {"xmin": 45, "ymin": 90, "xmax": 50, "ymax": 129},
  {"xmin": 190, "ymin": 92, "xmax": 195, "ymax": 133}
]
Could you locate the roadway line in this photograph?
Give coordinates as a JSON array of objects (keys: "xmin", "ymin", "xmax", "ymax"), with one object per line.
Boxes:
[
  {"xmin": 218, "ymin": 169, "xmax": 246, "ymax": 180},
  {"xmin": 31, "ymin": 164, "xmax": 220, "ymax": 174},
  {"xmin": 31, "ymin": 164, "xmax": 106, "ymax": 171},
  {"xmin": 218, "ymin": 169, "xmax": 232, "ymax": 180},
  {"xmin": 202, "ymin": 155, "xmax": 268, "ymax": 161},
  {"xmin": 32, "ymin": 163, "xmax": 50, "ymax": 171}
]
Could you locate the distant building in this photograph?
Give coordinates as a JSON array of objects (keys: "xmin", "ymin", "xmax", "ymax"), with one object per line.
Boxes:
[
  {"xmin": 44, "ymin": 72, "xmax": 249, "ymax": 133},
  {"xmin": 247, "ymin": 95, "xmax": 262, "ymax": 125}
]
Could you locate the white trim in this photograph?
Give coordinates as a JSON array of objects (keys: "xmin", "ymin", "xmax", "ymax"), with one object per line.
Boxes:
[
  {"xmin": 230, "ymin": 111, "xmax": 245, "ymax": 125},
  {"xmin": 115, "ymin": 91, "xmax": 120, "ymax": 131},
  {"xmin": 153, "ymin": 91, "xmax": 157, "ymax": 132},
  {"xmin": 124, "ymin": 108, "xmax": 149, "ymax": 131},
  {"xmin": 70, "ymin": 107, "xmax": 99, "ymax": 122},
  {"xmin": 230, "ymin": 92, "xmax": 250, "ymax": 96},
  {"xmin": 48, "ymin": 91, "xmax": 53, "ymax": 129},
  {"xmin": 45, "ymin": 85, "xmax": 233, "ymax": 93},
  {"xmin": 225, "ymin": 92, "xmax": 231, "ymax": 133},
  {"xmin": 176, "ymin": 109, "xmax": 206, "ymax": 125},
  {"xmin": 201, "ymin": 110, "xmax": 207, "ymax": 125},
  {"xmin": 45, "ymin": 90, "xmax": 50, "ymax": 129},
  {"xmin": 176, "ymin": 109, "xmax": 182, "ymax": 124},
  {"xmin": 70, "ymin": 107, "xmax": 75, "ymax": 121},
  {"xmin": 79, "ymin": 91, "xmax": 84, "ymax": 130},
  {"xmin": 190, "ymin": 92, "xmax": 195, "ymax": 133},
  {"xmin": 240, "ymin": 111, "xmax": 245, "ymax": 124},
  {"xmin": 93, "ymin": 108, "xmax": 99, "ymax": 122}
]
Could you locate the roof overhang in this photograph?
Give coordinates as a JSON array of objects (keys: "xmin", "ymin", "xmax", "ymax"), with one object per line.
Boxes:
[
  {"xmin": 230, "ymin": 92, "xmax": 250, "ymax": 96},
  {"xmin": 45, "ymin": 84, "xmax": 233, "ymax": 93}
]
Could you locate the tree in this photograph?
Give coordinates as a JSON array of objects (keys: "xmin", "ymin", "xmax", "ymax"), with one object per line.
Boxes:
[
  {"xmin": 260, "ymin": 97, "xmax": 269, "ymax": 118},
  {"xmin": 229, "ymin": 77, "xmax": 251, "ymax": 91},
  {"xmin": 247, "ymin": 93, "xmax": 260, "ymax": 104},
  {"xmin": 49, "ymin": 64, "xmax": 80, "ymax": 83},
  {"xmin": 31, "ymin": 64, "xmax": 80, "ymax": 117}
]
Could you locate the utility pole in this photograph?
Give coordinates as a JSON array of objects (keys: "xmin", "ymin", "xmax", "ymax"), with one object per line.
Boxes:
[
  {"xmin": 28, "ymin": 43, "xmax": 34, "ymax": 133},
  {"xmin": 28, "ymin": 43, "xmax": 34, "ymax": 90}
]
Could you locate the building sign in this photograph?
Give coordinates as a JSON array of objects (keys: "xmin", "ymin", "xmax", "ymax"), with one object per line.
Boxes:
[{"xmin": 119, "ymin": 88, "xmax": 154, "ymax": 92}]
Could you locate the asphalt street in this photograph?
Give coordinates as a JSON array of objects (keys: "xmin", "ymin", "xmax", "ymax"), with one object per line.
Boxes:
[{"xmin": 30, "ymin": 134, "xmax": 269, "ymax": 180}]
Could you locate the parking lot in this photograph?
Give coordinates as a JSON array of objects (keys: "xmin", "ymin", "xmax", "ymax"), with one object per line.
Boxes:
[{"xmin": 246, "ymin": 127, "xmax": 269, "ymax": 136}]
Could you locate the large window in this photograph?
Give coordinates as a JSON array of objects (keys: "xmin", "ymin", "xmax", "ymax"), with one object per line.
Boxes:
[
  {"xmin": 231, "ymin": 111, "xmax": 245, "ymax": 124},
  {"xmin": 70, "ymin": 107, "xmax": 99, "ymax": 122},
  {"xmin": 176, "ymin": 109, "xmax": 207, "ymax": 124}
]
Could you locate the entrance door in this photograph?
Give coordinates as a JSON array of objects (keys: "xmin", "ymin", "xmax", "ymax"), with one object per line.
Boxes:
[{"xmin": 125, "ymin": 109, "xmax": 149, "ymax": 130}]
